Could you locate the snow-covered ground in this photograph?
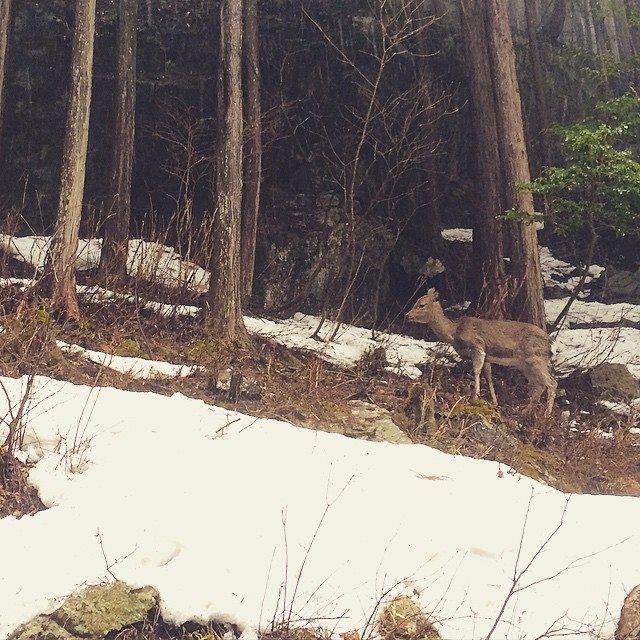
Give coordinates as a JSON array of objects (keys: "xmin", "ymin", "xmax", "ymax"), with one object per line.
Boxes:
[
  {"xmin": 0, "ymin": 235, "xmax": 209, "ymax": 293},
  {"xmin": 2, "ymin": 235, "xmax": 640, "ymax": 383},
  {"xmin": 1, "ymin": 235, "xmax": 640, "ymax": 639},
  {"xmin": 1, "ymin": 375, "xmax": 639, "ymax": 640},
  {"xmin": 441, "ymin": 229, "xmax": 604, "ymax": 295}
]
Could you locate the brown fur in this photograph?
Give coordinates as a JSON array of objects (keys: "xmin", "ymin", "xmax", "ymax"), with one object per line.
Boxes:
[{"xmin": 406, "ymin": 289, "xmax": 557, "ymax": 415}]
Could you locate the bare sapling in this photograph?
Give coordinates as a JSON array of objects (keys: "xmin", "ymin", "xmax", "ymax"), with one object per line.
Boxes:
[{"xmin": 406, "ymin": 289, "xmax": 557, "ymax": 415}]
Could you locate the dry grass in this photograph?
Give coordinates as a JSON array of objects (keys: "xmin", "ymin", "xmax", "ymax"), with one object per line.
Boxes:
[
  {"xmin": 0, "ymin": 447, "xmax": 45, "ymax": 518},
  {"xmin": 0, "ymin": 283, "xmax": 639, "ymax": 512}
]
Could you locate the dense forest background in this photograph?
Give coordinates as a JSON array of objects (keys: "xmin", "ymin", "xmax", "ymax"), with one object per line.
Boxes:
[{"xmin": 1, "ymin": 0, "xmax": 639, "ymax": 328}]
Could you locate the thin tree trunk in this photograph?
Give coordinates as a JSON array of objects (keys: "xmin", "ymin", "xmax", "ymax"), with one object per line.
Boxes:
[
  {"xmin": 99, "ymin": 0, "xmax": 137, "ymax": 281},
  {"xmin": 41, "ymin": 0, "xmax": 96, "ymax": 321},
  {"xmin": 525, "ymin": 0, "xmax": 552, "ymax": 171},
  {"xmin": 487, "ymin": 0, "xmax": 546, "ymax": 329},
  {"xmin": 459, "ymin": 0, "xmax": 507, "ymax": 318},
  {"xmin": 205, "ymin": 0, "xmax": 247, "ymax": 341},
  {"xmin": 610, "ymin": 0, "xmax": 632, "ymax": 57},
  {"xmin": 240, "ymin": 0, "xmax": 262, "ymax": 303},
  {"xmin": 626, "ymin": 0, "xmax": 640, "ymax": 54},
  {"xmin": 540, "ymin": 0, "xmax": 567, "ymax": 43},
  {"xmin": 413, "ymin": 1, "xmax": 442, "ymax": 259},
  {"xmin": 0, "ymin": 0, "xmax": 12, "ymax": 153}
]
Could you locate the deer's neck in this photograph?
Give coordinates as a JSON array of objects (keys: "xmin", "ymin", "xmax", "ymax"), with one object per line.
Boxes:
[{"xmin": 429, "ymin": 304, "xmax": 457, "ymax": 344}]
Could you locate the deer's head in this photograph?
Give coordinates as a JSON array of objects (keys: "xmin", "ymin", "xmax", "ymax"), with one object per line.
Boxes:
[{"xmin": 406, "ymin": 288, "xmax": 441, "ymax": 324}]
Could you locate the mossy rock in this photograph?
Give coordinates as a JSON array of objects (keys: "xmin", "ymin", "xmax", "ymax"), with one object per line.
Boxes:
[
  {"xmin": 51, "ymin": 582, "xmax": 158, "ymax": 637},
  {"xmin": 378, "ymin": 596, "xmax": 440, "ymax": 640},
  {"xmin": 12, "ymin": 582, "xmax": 159, "ymax": 640},
  {"xmin": 9, "ymin": 617, "xmax": 77, "ymax": 640},
  {"xmin": 449, "ymin": 399, "xmax": 500, "ymax": 421}
]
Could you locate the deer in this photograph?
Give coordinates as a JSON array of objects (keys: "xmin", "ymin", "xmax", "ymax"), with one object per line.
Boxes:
[{"xmin": 406, "ymin": 289, "xmax": 557, "ymax": 415}]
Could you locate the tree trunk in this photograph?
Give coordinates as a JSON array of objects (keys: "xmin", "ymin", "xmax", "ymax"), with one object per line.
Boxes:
[
  {"xmin": 240, "ymin": 0, "xmax": 262, "ymax": 303},
  {"xmin": 205, "ymin": 0, "xmax": 247, "ymax": 342},
  {"xmin": 41, "ymin": 0, "xmax": 96, "ymax": 321},
  {"xmin": 0, "ymin": 0, "xmax": 12, "ymax": 153},
  {"xmin": 99, "ymin": 0, "xmax": 137, "ymax": 281},
  {"xmin": 413, "ymin": 1, "xmax": 443, "ymax": 259},
  {"xmin": 486, "ymin": 0, "xmax": 546, "ymax": 328},
  {"xmin": 460, "ymin": 0, "xmax": 546, "ymax": 328},
  {"xmin": 525, "ymin": 0, "xmax": 552, "ymax": 170},
  {"xmin": 459, "ymin": 0, "xmax": 507, "ymax": 318},
  {"xmin": 539, "ymin": 0, "xmax": 567, "ymax": 43},
  {"xmin": 626, "ymin": 0, "xmax": 640, "ymax": 55}
]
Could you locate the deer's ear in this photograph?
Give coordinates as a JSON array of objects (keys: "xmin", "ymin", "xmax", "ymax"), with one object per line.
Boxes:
[{"xmin": 427, "ymin": 288, "xmax": 438, "ymax": 300}]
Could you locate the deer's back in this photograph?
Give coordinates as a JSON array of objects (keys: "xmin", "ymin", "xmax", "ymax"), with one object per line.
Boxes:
[{"xmin": 453, "ymin": 317, "xmax": 552, "ymax": 361}]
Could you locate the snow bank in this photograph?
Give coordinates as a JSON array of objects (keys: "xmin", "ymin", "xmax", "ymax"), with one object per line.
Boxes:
[
  {"xmin": 0, "ymin": 235, "xmax": 209, "ymax": 293},
  {"xmin": 0, "ymin": 375, "xmax": 638, "ymax": 640}
]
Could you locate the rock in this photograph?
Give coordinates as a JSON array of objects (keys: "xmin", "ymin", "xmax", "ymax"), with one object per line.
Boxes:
[
  {"xmin": 347, "ymin": 400, "xmax": 412, "ymax": 444},
  {"xmin": 10, "ymin": 617, "xmax": 78, "ymax": 640},
  {"xmin": 604, "ymin": 266, "xmax": 640, "ymax": 304},
  {"xmin": 588, "ymin": 363, "xmax": 640, "ymax": 401},
  {"xmin": 208, "ymin": 369, "xmax": 263, "ymax": 401},
  {"xmin": 11, "ymin": 582, "xmax": 159, "ymax": 640},
  {"xmin": 616, "ymin": 585, "xmax": 640, "ymax": 640},
  {"xmin": 378, "ymin": 596, "xmax": 440, "ymax": 640}
]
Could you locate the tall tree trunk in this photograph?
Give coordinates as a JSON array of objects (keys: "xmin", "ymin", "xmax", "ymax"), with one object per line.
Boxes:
[
  {"xmin": 612, "ymin": 0, "xmax": 633, "ymax": 58},
  {"xmin": 459, "ymin": 0, "xmax": 507, "ymax": 319},
  {"xmin": 0, "ymin": 0, "xmax": 12, "ymax": 154},
  {"xmin": 240, "ymin": 0, "xmax": 262, "ymax": 303},
  {"xmin": 540, "ymin": 0, "xmax": 567, "ymax": 43},
  {"xmin": 487, "ymin": 0, "xmax": 546, "ymax": 328},
  {"xmin": 41, "ymin": 0, "xmax": 96, "ymax": 321},
  {"xmin": 413, "ymin": 1, "xmax": 443, "ymax": 259},
  {"xmin": 626, "ymin": 0, "xmax": 640, "ymax": 55},
  {"xmin": 525, "ymin": 0, "xmax": 552, "ymax": 171},
  {"xmin": 99, "ymin": 0, "xmax": 137, "ymax": 281},
  {"xmin": 460, "ymin": 0, "xmax": 546, "ymax": 328},
  {"xmin": 205, "ymin": 0, "xmax": 247, "ymax": 341}
]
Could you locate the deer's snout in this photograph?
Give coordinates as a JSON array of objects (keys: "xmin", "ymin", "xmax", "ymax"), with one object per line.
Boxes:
[{"xmin": 406, "ymin": 308, "xmax": 419, "ymax": 322}]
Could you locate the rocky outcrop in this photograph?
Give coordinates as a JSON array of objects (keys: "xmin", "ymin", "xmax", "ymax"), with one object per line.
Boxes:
[{"xmin": 346, "ymin": 400, "xmax": 412, "ymax": 444}]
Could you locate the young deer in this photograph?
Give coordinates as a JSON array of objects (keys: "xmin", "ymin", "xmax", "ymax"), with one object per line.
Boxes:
[{"xmin": 406, "ymin": 289, "xmax": 557, "ymax": 415}]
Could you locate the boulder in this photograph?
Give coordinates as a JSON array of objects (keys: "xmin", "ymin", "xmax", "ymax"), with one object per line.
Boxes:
[
  {"xmin": 616, "ymin": 585, "xmax": 640, "ymax": 640},
  {"xmin": 588, "ymin": 363, "xmax": 640, "ymax": 401},
  {"xmin": 604, "ymin": 266, "xmax": 640, "ymax": 305},
  {"xmin": 347, "ymin": 400, "xmax": 412, "ymax": 444}
]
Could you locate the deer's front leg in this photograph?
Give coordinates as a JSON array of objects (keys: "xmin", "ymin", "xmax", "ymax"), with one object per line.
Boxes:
[{"xmin": 471, "ymin": 350, "xmax": 485, "ymax": 401}]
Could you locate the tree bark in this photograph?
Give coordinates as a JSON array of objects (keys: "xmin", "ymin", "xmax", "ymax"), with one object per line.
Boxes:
[
  {"xmin": 99, "ymin": 0, "xmax": 137, "ymax": 281},
  {"xmin": 539, "ymin": 0, "xmax": 567, "ymax": 43},
  {"xmin": 413, "ymin": 0, "xmax": 443, "ymax": 259},
  {"xmin": 487, "ymin": 0, "xmax": 546, "ymax": 328},
  {"xmin": 460, "ymin": 0, "xmax": 545, "ymax": 328},
  {"xmin": 240, "ymin": 0, "xmax": 262, "ymax": 303},
  {"xmin": 459, "ymin": 0, "xmax": 507, "ymax": 319},
  {"xmin": 205, "ymin": 0, "xmax": 247, "ymax": 341},
  {"xmin": 41, "ymin": 0, "xmax": 96, "ymax": 321},
  {"xmin": 0, "ymin": 0, "xmax": 12, "ymax": 153},
  {"xmin": 626, "ymin": 0, "xmax": 640, "ymax": 54},
  {"xmin": 525, "ymin": 1, "xmax": 552, "ymax": 169}
]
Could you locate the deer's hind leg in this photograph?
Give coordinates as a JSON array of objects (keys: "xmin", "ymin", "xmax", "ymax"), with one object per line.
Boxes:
[
  {"xmin": 524, "ymin": 361, "xmax": 557, "ymax": 416},
  {"xmin": 483, "ymin": 361, "xmax": 498, "ymax": 405}
]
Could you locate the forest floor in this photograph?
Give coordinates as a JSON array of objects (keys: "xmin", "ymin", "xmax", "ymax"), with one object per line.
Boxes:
[
  {"xmin": 1, "ymin": 271, "xmax": 640, "ymax": 640},
  {"xmin": 1, "ymin": 273, "xmax": 639, "ymax": 527}
]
